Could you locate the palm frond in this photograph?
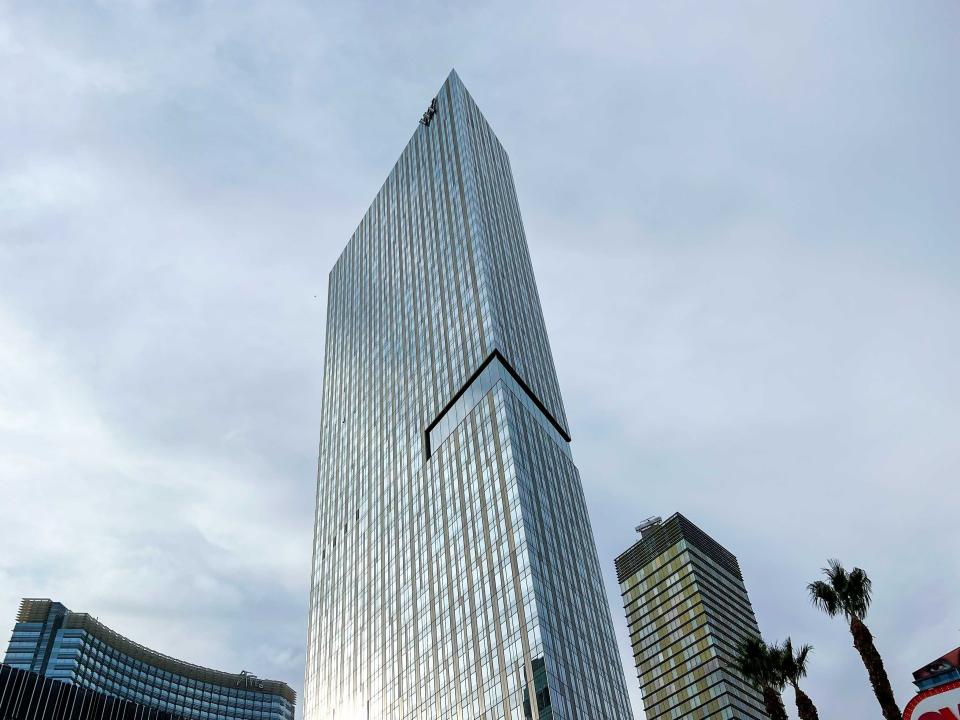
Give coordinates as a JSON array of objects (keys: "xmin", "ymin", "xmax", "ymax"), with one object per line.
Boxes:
[
  {"xmin": 845, "ymin": 566, "xmax": 873, "ymax": 619},
  {"xmin": 734, "ymin": 637, "xmax": 767, "ymax": 689},
  {"xmin": 792, "ymin": 642, "xmax": 812, "ymax": 680},
  {"xmin": 825, "ymin": 558, "xmax": 848, "ymax": 595},
  {"xmin": 807, "ymin": 580, "xmax": 841, "ymax": 617},
  {"xmin": 772, "ymin": 639, "xmax": 792, "ymax": 683},
  {"xmin": 776, "ymin": 638, "xmax": 807, "ymax": 684},
  {"xmin": 768, "ymin": 643, "xmax": 788, "ymax": 690},
  {"xmin": 735, "ymin": 637, "xmax": 782, "ymax": 691}
]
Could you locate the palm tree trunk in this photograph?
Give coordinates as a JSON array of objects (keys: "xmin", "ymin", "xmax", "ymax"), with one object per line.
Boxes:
[
  {"xmin": 761, "ymin": 686, "xmax": 788, "ymax": 720},
  {"xmin": 849, "ymin": 616, "xmax": 900, "ymax": 720},
  {"xmin": 791, "ymin": 681, "xmax": 820, "ymax": 720}
]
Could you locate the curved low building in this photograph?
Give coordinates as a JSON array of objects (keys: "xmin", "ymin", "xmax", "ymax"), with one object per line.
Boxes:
[{"xmin": 3, "ymin": 599, "xmax": 295, "ymax": 720}]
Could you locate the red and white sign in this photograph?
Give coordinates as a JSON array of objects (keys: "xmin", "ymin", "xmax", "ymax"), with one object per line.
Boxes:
[{"xmin": 903, "ymin": 680, "xmax": 960, "ymax": 720}]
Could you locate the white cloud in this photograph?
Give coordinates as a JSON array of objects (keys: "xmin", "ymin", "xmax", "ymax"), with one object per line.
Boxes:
[{"xmin": 0, "ymin": 304, "xmax": 308, "ymax": 678}]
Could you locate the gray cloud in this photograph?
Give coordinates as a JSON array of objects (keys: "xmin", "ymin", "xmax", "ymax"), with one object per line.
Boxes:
[{"xmin": 1, "ymin": 2, "xmax": 957, "ymax": 718}]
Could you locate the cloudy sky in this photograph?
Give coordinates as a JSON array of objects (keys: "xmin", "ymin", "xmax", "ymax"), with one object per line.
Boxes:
[{"xmin": 1, "ymin": 2, "xmax": 958, "ymax": 718}]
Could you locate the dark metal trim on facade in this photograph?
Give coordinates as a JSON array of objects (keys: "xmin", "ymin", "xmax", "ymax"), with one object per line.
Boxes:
[
  {"xmin": 424, "ymin": 349, "xmax": 572, "ymax": 459},
  {"xmin": 0, "ymin": 664, "xmax": 181, "ymax": 720}
]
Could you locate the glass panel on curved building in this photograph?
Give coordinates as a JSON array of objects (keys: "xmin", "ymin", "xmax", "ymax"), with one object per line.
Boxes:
[
  {"xmin": 1, "ymin": 663, "xmax": 181, "ymax": 720},
  {"xmin": 3, "ymin": 598, "xmax": 295, "ymax": 720}
]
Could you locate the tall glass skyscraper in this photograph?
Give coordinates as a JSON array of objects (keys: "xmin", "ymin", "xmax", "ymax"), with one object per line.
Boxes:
[{"xmin": 304, "ymin": 70, "xmax": 633, "ymax": 720}]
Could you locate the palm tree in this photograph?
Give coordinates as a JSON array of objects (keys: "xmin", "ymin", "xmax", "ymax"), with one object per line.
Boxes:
[
  {"xmin": 734, "ymin": 637, "xmax": 787, "ymax": 720},
  {"xmin": 808, "ymin": 559, "xmax": 900, "ymax": 720},
  {"xmin": 778, "ymin": 638, "xmax": 820, "ymax": 720}
]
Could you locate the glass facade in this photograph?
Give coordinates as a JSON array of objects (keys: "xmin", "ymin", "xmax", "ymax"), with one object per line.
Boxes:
[
  {"xmin": 614, "ymin": 515, "xmax": 769, "ymax": 720},
  {"xmin": 303, "ymin": 70, "xmax": 633, "ymax": 720},
  {"xmin": 3, "ymin": 599, "xmax": 294, "ymax": 720},
  {"xmin": 1, "ymin": 663, "xmax": 178, "ymax": 720}
]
